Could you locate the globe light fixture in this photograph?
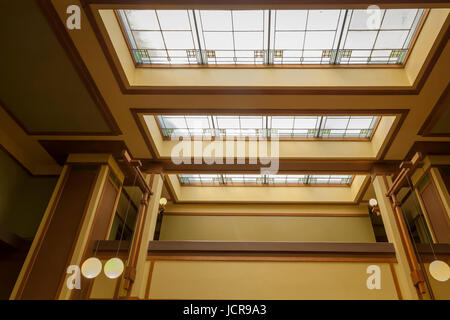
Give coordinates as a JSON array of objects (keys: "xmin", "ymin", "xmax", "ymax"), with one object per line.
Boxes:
[
  {"xmin": 429, "ymin": 260, "xmax": 450, "ymax": 282},
  {"xmin": 104, "ymin": 257, "xmax": 124, "ymax": 279},
  {"xmin": 369, "ymin": 198, "xmax": 378, "ymax": 207},
  {"xmin": 81, "ymin": 257, "xmax": 102, "ymax": 279},
  {"xmin": 159, "ymin": 197, "xmax": 168, "ymax": 206}
]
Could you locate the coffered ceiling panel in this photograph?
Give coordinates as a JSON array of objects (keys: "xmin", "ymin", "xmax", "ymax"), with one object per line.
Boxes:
[{"xmin": 0, "ymin": 0, "xmax": 116, "ymax": 135}]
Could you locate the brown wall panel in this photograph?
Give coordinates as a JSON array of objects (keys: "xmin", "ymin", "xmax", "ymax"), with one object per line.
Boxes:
[
  {"xmin": 19, "ymin": 166, "xmax": 99, "ymax": 299},
  {"xmin": 420, "ymin": 179, "xmax": 450, "ymax": 244},
  {"xmin": 72, "ymin": 176, "xmax": 119, "ymax": 299}
]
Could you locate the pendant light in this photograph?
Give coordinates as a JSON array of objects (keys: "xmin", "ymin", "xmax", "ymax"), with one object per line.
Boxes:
[
  {"xmin": 104, "ymin": 257, "xmax": 125, "ymax": 279},
  {"xmin": 429, "ymin": 260, "xmax": 450, "ymax": 282},
  {"xmin": 81, "ymin": 257, "xmax": 102, "ymax": 279}
]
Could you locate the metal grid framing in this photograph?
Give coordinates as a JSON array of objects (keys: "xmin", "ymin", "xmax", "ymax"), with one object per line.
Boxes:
[
  {"xmin": 117, "ymin": 9, "xmax": 425, "ymax": 65},
  {"xmin": 155, "ymin": 115, "xmax": 379, "ymax": 139},
  {"xmin": 178, "ymin": 174, "xmax": 353, "ymax": 186}
]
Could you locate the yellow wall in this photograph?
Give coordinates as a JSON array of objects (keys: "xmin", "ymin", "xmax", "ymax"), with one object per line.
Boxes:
[
  {"xmin": 160, "ymin": 215, "xmax": 375, "ymax": 242},
  {"xmin": 148, "ymin": 260, "xmax": 399, "ymax": 300}
]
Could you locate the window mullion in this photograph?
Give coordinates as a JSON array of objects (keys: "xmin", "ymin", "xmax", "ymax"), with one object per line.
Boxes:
[
  {"xmin": 266, "ymin": 10, "xmax": 272, "ymax": 65},
  {"xmin": 192, "ymin": 10, "xmax": 205, "ymax": 64},
  {"xmin": 331, "ymin": 9, "xmax": 349, "ymax": 64},
  {"xmin": 316, "ymin": 116, "xmax": 324, "ymax": 138}
]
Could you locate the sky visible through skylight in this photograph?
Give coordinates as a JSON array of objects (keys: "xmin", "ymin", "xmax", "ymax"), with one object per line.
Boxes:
[
  {"xmin": 178, "ymin": 174, "xmax": 353, "ymax": 185},
  {"xmin": 154, "ymin": 115, "xmax": 379, "ymax": 139},
  {"xmin": 117, "ymin": 8, "xmax": 425, "ymax": 65}
]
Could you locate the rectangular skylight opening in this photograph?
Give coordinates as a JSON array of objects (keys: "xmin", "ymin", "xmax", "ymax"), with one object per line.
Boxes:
[
  {"xmin": 179, "ymin": 174, "xmax": 353, "ymax": 186},
  {"xmin": 117, "ymin": 8, "xmax": 426, "ymax": 66},
  {"xmin": 154, "ymin": 115, "xmax": 380, "ymax": 139}
]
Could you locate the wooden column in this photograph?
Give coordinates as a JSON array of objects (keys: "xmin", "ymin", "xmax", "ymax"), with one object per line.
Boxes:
[
  {"xmin": 121, "ymin": 173, "xmax": 163, "ymax": 299},
  {"xmin": 10, "ymin": 154, "xmax": 124, "ymax": 300},
  {"xmin": 372, "ymin": 175, "xmax": 420, "ymax": 299}
]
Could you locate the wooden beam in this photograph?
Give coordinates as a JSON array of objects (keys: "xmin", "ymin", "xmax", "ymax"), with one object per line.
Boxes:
[{"xmin": 142, "ymin": 159, "xmax": 400, "ymax": 174}]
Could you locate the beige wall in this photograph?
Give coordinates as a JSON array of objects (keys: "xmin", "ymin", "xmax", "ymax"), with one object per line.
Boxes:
[
  {"xmin": 160, "ymin": 215, "xmax": 376, "ymax": 242},
  {"xmin": 148, "ymin": 260, "xmax": 399, "ymax": 300}
]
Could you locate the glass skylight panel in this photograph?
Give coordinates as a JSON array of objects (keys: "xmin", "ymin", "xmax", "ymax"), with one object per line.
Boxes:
[
  {"xmin": 178, "ymin": 174, "xmax": 353, "ymax": 185},
  {"xmin": 195, "ymin": 10, "xmax": 269, "ymax": 65},
  {"xmin": 118, "ymin": 9, "xmax": 425, "ymax": 66},
  {"xmin": 339, "ymin": 9, "xmax": 425, "ymax": 64},
  {"xmin": 271, "ymin": 10, "xmax": 345, "ymax": 64},
  {"xmin": 118, "ymin": 10, "xmax": 200, "ymax": 64},
  {"xmin": 157, "ymin": 115, "xmax": 379, "ymax": 139}
]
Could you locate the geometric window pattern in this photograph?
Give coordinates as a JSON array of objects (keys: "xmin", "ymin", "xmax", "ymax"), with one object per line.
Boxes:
[
  {"xmin": 118, "ymin": 9, "xmax": 425, "ymax": 65},
  {"xmin": 178, "ymin": 174, "xmax": 353, "ymax": 186},
  {"xmin": 155, "ymin": 115, "xmax": 379, "ymax": 139}
]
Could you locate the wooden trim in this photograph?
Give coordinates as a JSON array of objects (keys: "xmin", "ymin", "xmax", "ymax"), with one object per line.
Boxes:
[
  {"xmin": 148, "ymin": 255, "xmax": 396, "ymax": 262},
  {"xmin": 418, "ymin": 83, "xmax": 450, "ymax": 137},
  {"xmin": 389, "ymin": 263, "xmax": 403, "ymax": 300},
  {"xmin": 145, "ymin": 158, "xmax": 400, "ymax": 174},
  {"xmin": 83, "ymin": 0, "xmax": 450, "ymax": 6},
  {"xmin": 136, "ymin": 108, "xmax": 407, "ymax": 116},
  {"xmin": 6, "ymin": 0, "xmax": 122, "ymax": 137},
  {"xmin": 147, "ymin": 241, "xmax": 396, "ymax": 261},
  {"xmin": 163, "ymin": 212, "xmax": 369, "ymax": 217},
  {"xmin": 144, "ymin": 261, "xmax": 155, "ymax": 299},
  {"xmin": 80, "ymin": 0, "xmax": 449, "ymax": 95}
]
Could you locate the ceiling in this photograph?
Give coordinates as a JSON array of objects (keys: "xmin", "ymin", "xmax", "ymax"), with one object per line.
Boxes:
[{"xmin": 0, "ymin": 0, "xmax": 449, "ymax": 204}]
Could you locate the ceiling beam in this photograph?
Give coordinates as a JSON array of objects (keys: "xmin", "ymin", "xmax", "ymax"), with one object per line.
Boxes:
[{"xmin": 142, "ymin": 159, "xmax": 400, "ymax": 175}]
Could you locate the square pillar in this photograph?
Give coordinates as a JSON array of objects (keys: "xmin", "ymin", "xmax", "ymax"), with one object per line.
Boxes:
[
  {"xmin": 10, "ymin": 154, "xmax": 124, "ymax": 300},
  {"xmin": 372, "ymin": 175, "xmax": 420, "ymax": 300}
]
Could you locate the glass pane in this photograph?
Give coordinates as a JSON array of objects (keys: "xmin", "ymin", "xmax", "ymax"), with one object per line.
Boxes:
[
  {"xmin": 157, "ymin": 10, "xmax": 191, "ymax": 30},
  {"xmin": 275, "ymin": 10, "xmax": 307, "ymax": 30},
  {"xmin": 125, "ymin": 10, "xmax": 159, "ymax": 30},
  {"xmin": 307, "ymin": 10, "xmax": 341, "ymax": 30}
]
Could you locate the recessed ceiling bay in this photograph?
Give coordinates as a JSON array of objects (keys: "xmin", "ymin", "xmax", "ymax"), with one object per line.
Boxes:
[{"xmin": 117, "ymin": 8, "xmax": 425, "ymax": 66}]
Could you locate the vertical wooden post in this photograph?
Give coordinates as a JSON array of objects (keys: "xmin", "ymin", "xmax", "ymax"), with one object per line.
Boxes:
[
  {"xmin": 118, "ymin": 151, "xmax": 153, "ymax": 296},
  {"xmin": 386, "ymin": 152, "xmax": 426, "ymax": 295}
]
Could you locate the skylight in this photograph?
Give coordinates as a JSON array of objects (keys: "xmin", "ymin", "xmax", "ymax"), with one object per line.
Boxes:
[
  {"xmin": 178, "ymin": 174, "xmax": 353, "ymax": 186},
  {"xmin": 117, "ymin": 9, "xmax": 425, "ymax": 65},
  {"xmin": 154, "ymin": 115, "xmax": 379, "ymax": 139}
]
